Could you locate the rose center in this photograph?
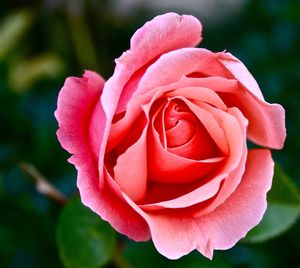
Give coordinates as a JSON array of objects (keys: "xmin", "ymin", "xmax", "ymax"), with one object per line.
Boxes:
[
  {"xmin": 161, "ymin": 99, "xmax": 217, "ymax": 160},
  {"xmin": 164, "ymin": 100, "xmax": 197, "ymax": 148}
]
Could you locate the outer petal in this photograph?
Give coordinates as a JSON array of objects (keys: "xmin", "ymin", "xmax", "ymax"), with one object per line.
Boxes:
[
  {"xmin": 115, "ymin": 12, "xmax": 203, "ymax": 113},
  {"xmin": 216, "ymin": 52, "xmax": 286, "ymax": 149},
  {"xmin": 217, "ymin": 52, "xmax": 265, "ymax": 100},
  {"xmin": 220, "ymin": 89, "xmax": 286, "ymax": 149},
  {"xmin": 55, "ymin": 70, "xmax": 104, "ymax": 161},
  {"xmin": 55, "ymin": 71, "xmax": 150, "ymax": 241},
  {"xmin": 100, "ymin": 13, "xmax": 203, "ymax": 175},
  {"xmin": 175, "ymin": 76, "xmax": 285, "ymax": 149},
  {"xmin": 102, "ymin": 12, "xmax": 202, "ymax": 118},
  {"xmin": 144, "ymin": 149, "xmax": 274, "ymax": 259}
]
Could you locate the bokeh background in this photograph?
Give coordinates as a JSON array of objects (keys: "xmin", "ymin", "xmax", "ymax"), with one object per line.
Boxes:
[{"xmin": 1, "ymin": 0, "xmax": 300, "ymax": 267}]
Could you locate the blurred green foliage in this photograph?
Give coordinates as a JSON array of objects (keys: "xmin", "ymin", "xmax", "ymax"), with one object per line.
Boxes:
[
  {"xmin": 57, "ymin": 198, "xmax": 116, "ymax": 268},
  {"xmin": 0, "ymin": 0, "xmax": 300, "ymax": 267},
  {"xmin": 244, "ymin": 165, "xmax": 300, "ymax": 243}
]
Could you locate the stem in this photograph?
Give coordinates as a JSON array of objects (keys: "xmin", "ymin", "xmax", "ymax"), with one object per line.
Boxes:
[{"xmin": 19, "ymin": 161, "xmax": 67, "ymax": 205}]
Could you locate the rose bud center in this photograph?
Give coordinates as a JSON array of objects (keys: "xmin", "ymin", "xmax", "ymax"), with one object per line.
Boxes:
[{"xmin": 161, "ymin": 99, "xmax": 217, "ymax": 160}]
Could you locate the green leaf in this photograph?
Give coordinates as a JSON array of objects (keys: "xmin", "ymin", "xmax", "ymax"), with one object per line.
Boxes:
[
  {"xmin": 56, "ymin": 198, "xmax": 116, "ymax": 268},
  {"xmin": 244, "ymin": 203, "xmax": 300, "ymax": 243},
  {"xmin": 0, "ymin": 9, "xmax": 33, "ymax": 60},
  {"xmin": 268, "ymin": 165, "xmax": 300, "ymax": 204},
  {"xmin": 244, "ymin": 165, "xmax": 300, "ymax": 243}
]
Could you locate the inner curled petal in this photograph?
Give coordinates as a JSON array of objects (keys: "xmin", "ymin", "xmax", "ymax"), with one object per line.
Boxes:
[
  {"xmin": 166, "ymin": 119, "xmax": 195, "ymax": 147},
  {"xmin": 157, "ymin": 99, "xmax": 218, "ymax": 160},
  {"xmin": 164, "ymin": 100, "xmax": 196, "ymax": 148}
]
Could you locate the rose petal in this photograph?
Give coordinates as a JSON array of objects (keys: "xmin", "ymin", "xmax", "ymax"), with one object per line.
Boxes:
[
  {"xmin": 141, "ymin": 149, "xmax": 273, "ymax": 259},
  {"xmin": 108, "ymin": 83, "xmax": 227, "ymax": 152},
  {"xmin": 148, "ymin": 116, "xmax": 225, "ymax": 185},
  {"xmin": 136, "ymin": 48, "xmax": 286, "ymax": 149},
  {"xmin": 144, "ymin": 102, "xmax": 245, "ymax": 210},
  {"xmin": 115, "ymin": 12, "xmax": 203, "ymax": 112},
  {"xmin": 192, "ymin": 106, "xmax": 248, "ymax": 217},
  {"xmin": 107, "ymin": 89, "xmax": 162, "ymax": 152},
  {"xmin": 167, "ymin": 121, "xmax": 216, "ymax": 160},
  {"xmin": 219, "ymin": 91, "xmax": 286, "ymax": 149},
  {"xmin": 113, "ymin": 125, "xmax": 148, "ymax": 202},
  {"xmin": 101, "ymin": 13, "xmax": 202, "ymax": 122},
  {"xmin": 55, "ymin": 70, "xmax": 104, "ymax": 159},
  {"xmin": 159, "ymin": 99, "xmax": 217, "ymax": 159},
  {"xmin": 166, "ymin": 86, "xmax": 227, "ymax": 111},
  {"xmin": 100, "ymin": 14, "xmax": 203, "ymax": 176},
  {"xmin": 136, "ymin": 48, "xmax": 220, "ymax": 94},
  {"xmin": 170, "ymin": 76, "xmax": 285, "ymax": 149},
  {"xmin": 186, "ymin": 76, "xmax": 285, "ymax": 149},
  {"xmin": 55, "ymin": 71, "xmax": 150, "ymax": 241},
  {"xmin": 217, "ymin": 52, "xmax": 264, "ymax": 100},
  {"xmin": 176, "ymin": 97, "xmax": 229, "ymax": 155}
]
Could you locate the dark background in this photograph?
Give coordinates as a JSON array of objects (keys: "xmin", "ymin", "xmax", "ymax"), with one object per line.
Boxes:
[{"xmin": 0, "ymin": 0, "xmax": 300, "ymax": 267}]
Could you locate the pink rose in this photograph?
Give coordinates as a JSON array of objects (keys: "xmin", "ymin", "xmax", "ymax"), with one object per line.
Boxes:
[{"xmin": 55, "ymin": 13, "xmax": 286, "ymax": 259}]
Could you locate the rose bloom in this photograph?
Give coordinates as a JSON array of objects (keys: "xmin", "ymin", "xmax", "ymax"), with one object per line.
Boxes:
[{"xmin": 55, "ymin": 13, "xmax": 286, "ymax": 259}]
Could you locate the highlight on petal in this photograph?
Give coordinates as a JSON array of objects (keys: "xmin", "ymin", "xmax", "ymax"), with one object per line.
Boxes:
[{"xmin": 130, "ymin": 13, "xmax": 202, "ymax": 57}]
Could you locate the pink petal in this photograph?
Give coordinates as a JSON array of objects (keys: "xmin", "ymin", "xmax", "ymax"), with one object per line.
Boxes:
[
  {"xmin": 179, "ymin": 98, "xmax": 229, "ymax": 155},
  {"xmin": 116, "ymin": 12, "xmax": 202, "ymax": 112},
  {"xmin": 55, "ymin": 70, "xmax": 104, "ymax": 160},
  {"xmin": 174, "ymin": 76, "xmax": 285, "ymax": 149},
  {"xmin": 108, "ymin": 82, "xmax": 227, "ymax": 153},
  {"xmin": 167, "ymin": 121, "xmax": 217, "ymax": 160},
  {"xmin": 100, "ymin": 13, "xmax": 202, "ymax": 175},
  {"xmin": 144, "ymin": 102, "xmax": 245, "ymax": 210},
  {"xmin": 148, "ymin": 117, "xmax": 224, "ymax": 185},
  {"xmin": 135, "ymin": 47, "xmax": 285, "ymax": 149},
  {"xmin": 144, "ymin": 149, "xmax": 274, "ymax": 259},
  {"xmin": 136, "ymin": 48, "xmax": 218, "ymax": 94},
  {"xmin": 107, "ymin": 88, "xmax": 162, "ymax": 152},
  {"xmin": 193, "ymin": 106, "xmax": 248, "ymax": 217},
  {"xmin": 102, "ymin": 12, "xmax": 202, "ymax": 120},
  {"xmin": 160, "ymin": 99, "xmax": 218, "ymax": 159},
  {"xmin": 113, "ymin": 125, "xmax": 148, "ymax": 202},
  {"xmin": 55, "ymin": 71, "xmax": 150, "ymax": 241},
  {"xmin": 217, "ymin": 52, "xmax": 265, "ymax": 100},
  {"xmin": 215, "ymin": 53, "xmax": 286, "ymax": 149},
  {"xmin": 219, "ymin": 90, "xmax": 286, "ymax": 149},
  {"xmin": 166, "ymin": 86, "xmax": 227, "ymax": 111}
]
